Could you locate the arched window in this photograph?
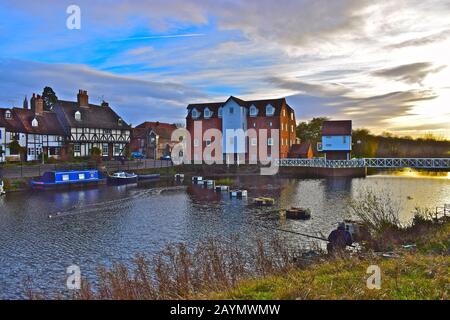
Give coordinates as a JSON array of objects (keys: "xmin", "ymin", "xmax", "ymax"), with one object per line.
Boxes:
[
  {"xmin": 266, "ymin": 104, "xmax": 274, "ymax": 116},
  {"xmin": 31, "ymin": 118, "xmax": 38, "ymax": 127},
  {"xmin": 249, "ymin": 105, "xmax": 258, "ymax": 116},
  {"xmin": 191, "ymin": 108, "xmax": 200, "ymax": 119},
  {"xmin": 118, "ymin": 118, "xmax": 123, "ymax": 126},
  {"xmin": 5, "ymin": 110, "xmax": 11, "ymax": 119},
  {"xmin": 204, "ymin": 108, "xmax": 212, "ymax": 118},
  {"xmin": 75, "ymin": 111, "xmax": 81, "ymax": 121}
]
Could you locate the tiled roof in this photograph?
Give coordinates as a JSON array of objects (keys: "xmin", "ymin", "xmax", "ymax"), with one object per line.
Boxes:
[
  {"xmin": 322, "ymin": 120, "xmax": 352, "ymax": 136},
  {"xmin": 53, "ymin": 100, "xmax": 131, "ymax": 130},
  {"xmin": 12, "ymin": 108, "xmax": 66, "ymax": 136},
  {"xmin": 0, "ymin": 108, "xmax": 26, "ymax": 132},
  {"xmin": 186, "ymin": 96, "xmax": 294, "ymax": 119},
  {"xmin": 135, "ymin": 122, "xmax": 178, "ymax": 140}
]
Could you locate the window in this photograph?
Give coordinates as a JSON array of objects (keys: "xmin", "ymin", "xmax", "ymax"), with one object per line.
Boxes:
[
  {"xmin": 49, "ymin": 147, "xmax": 60, "ymax": 156},
  {"xmin": 74, "ymin": 144, "xmax": 81, "ymax": 153},
  {"xmin": 118, "ymin": 118, "xmax": 123, "ymax": 126},
  {"xmin": 229, "ymin": 107, "xmax": 234, "ymax": 114},
  {"xmin": 204, "ymin": 108, "xmax": 212, "ymax": 118},
  {"xmin": 253, "ymin": 122, "xmax": 256, "ymax": 128},
  {"xmin": 249, "ymin": 105, "xmax": 258, "ymax": 116},
  {"xmin": 268, "ymin": 138, "xmax": 274, "ymax": 146},
  {"xmin": 102, "ymin": 144, "xmax": 109, "ymax": 156},
  {"xmin": 192, "ymin": 108, "xmax": 199, "ymax": 119},
  {"xmin": 62, "ymin": 175, "xmax": 70, "ymax": 181},
  {"xmin": 266, "ymin": 104, "xmax": 274, "ymax": 116},
  {"xmin": 74, "ymin": 111, "xmax": 81, "ymax": 121},
  {"xmin": 79, "ymin": 174, "xmax": 85, "ymax": 180},
  {"xmin": 194, "ymin": 139, "xmax": 199, "ymax": 147},
  {"xmin": 104, "ymin": 129, "xmax": 112, "ymax": 135},
  {"xmin": 5, "ymin": 110, "xmax": 11, "ymax": 119},
  {"xmin": 291, "ymin": 125, "xmax": 294, "ymax": 133},
  {"xmin": 32, "ymin": 118, "xmax": 38, "ymax": 127},
  {"xmin": 283, "ymin": 109, "xmax": 286, "ymax": 116},
  {"xmin": 251, "ymin": 138, "xmax": 257, "ymax": 146},
  {"xmin": 114, "ymin": 144, "xmax": 122, "ymax": 155},
  {"xmin": 291, "ymin": 113, "xmax": 294, "ymax": 120},
  {"xmin": 269, "ymin": 122, "xmax": 273, "ymax": 127},
  {"xmin": 218, "ymin": 107, "xmax": 223, "ymax": 118},
  {"xmin": 343, "ymin": 136, "xmax": 347, "ymax": 143}
]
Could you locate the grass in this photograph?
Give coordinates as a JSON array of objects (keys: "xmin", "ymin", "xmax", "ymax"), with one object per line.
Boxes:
[{"xmin": 209, "ymin": 253, "xmax": 449, "ymax": 300}]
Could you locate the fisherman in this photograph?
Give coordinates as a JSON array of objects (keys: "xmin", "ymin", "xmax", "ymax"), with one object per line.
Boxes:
[{"xmin": 327, "ymin": 223, "xmax": 353, "ymax": 255}]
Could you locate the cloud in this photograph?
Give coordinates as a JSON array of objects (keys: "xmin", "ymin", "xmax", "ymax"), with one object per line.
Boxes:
[
  {"xmin": 268, "ymin": 77, "xmax": 352, "ymax": 97},
  {"xmin": 0, "ymin": 59, "xmax": 206, "ymax": 124},
  {"xmin": 371, "ymin": 62, "xmax": 446, "ymax": 84},
  {"xmin": 385, "ymin": 29, "xmax": 450, "ymax": 49}
]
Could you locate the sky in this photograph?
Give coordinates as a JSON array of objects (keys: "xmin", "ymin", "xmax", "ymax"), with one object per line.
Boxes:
[{"xmin": 0, "ymin": 0, "xmax": 449, "ymax": 138}]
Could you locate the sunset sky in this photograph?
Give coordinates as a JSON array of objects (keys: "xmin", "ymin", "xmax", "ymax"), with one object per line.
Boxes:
[{"xmin": 0, "ymin": 0, "xmax": 449, "ymax": 138}]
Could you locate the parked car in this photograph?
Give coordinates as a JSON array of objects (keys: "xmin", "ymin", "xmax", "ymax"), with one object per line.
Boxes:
[
  {"xmin": 131, "ymin": 152, "xmax": 145, "ymax": 159},
  {"xmin": 159, "ymin": 155, "xmax": 171, "ymax": 161}
]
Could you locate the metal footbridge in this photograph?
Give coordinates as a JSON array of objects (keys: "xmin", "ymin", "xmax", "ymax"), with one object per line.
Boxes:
[{"xmin": 276, "ymin": 158, "xmax": 450, "ymax": 169}]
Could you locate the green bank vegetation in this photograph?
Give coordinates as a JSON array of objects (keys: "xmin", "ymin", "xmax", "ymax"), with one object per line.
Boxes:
[{"xmin": 28, "ymin": 190, "xmax": 449, "ymax": 300}]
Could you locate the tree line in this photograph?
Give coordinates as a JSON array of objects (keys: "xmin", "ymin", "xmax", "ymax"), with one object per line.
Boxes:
[{"xmin": 297, "ymin": 118, "xmax": 450, "ymax": 158}]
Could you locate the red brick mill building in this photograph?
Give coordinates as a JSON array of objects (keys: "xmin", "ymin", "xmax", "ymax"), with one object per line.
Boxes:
[{"xmin": 186, "ymin": 96, "xmax": 298, "ymax": 164}]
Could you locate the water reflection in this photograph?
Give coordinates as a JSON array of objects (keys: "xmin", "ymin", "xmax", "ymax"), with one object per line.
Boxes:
[{"xmin": 0, "ymin": 174, "xmax": 448, "ymax": 298}]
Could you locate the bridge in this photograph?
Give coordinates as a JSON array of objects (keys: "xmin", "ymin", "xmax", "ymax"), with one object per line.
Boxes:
[{"xmin": 276, "ymin": 158, "xmax": 450, "ymax": 169}]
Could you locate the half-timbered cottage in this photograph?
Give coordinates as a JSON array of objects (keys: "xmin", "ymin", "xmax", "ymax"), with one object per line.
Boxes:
[{"xmin": 53, "ymin": 90, "xmax": 131, "ymax": 158}]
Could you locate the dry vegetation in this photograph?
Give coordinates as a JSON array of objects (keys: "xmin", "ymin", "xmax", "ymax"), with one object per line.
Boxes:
[{"xmin": 28, "ymin": 189, "xmax": 449, "ymax": 300}]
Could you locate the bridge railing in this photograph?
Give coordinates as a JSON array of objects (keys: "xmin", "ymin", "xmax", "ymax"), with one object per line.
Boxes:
[{"xmin": 276, "ymin": 158, "xmax": 450, "ymax": 169}]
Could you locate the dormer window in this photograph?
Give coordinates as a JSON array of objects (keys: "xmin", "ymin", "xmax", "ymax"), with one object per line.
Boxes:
[
  {"xmin": 266, "ymin": 104, "xmax": 274, "ymax": 116},
  {"xmin": 249, "ymin": 105, "xmax": 258, "ymax": 117},
  {"xmin": 191, "ymin": 108, "xmax": 200, "ymax": 119},
  {"xmin": 31, "ymin": 118, "xmax": 38, "ymax": 127},
  {"xmin": 5, "ymin": 110, "xmax": 11, "ymax": 119},
  {"xmin": 218, "ymin": 107, "xmax": 223, "ymax": 118},
  {"xmin": 75, "ymin": 111, "xmax": 81, "ymax": 121},
  {"xmin": 204, "ymin": 108, "xmax": 212, "ymax": 119},
  {"xmin": 118, "ymin": 118, "xmax": 123, "ymax": 126}
]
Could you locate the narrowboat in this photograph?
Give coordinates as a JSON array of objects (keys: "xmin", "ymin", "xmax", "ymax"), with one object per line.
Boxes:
[
  {"xmin": 107, "ymin": 171, "xmax": 138, "ymax": 185},
  {"xmin": 31, "ymin": 170, "xmax": 105, "ymax": 189}
]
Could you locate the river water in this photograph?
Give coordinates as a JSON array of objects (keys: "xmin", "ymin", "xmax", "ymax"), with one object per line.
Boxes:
[{"xmin": 0, "ymin": 172, "xmax": 449, "ymax": 298}]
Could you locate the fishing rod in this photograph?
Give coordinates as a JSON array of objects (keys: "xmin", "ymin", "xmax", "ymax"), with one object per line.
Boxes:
[
  {"xmin": 251, "ymin": 223, "xmax": 329, "ymax": 242},
  {"xmin": 252, "ymin": 223, "xmax": 357, "ymax": 248}
]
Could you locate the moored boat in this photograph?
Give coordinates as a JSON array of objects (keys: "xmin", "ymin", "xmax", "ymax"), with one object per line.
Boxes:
[
  {"xmin": 31, "ymin": 170, "xmax": 105, "ymax": 189},
  {"xmin": 107, "ymin": 172, "xmax": 138, "ymax": 185},
  {"xmin": 285, "ymin": 207, "xmax": 311, "ymax": 220},
  {"xmin": 253, "ymin": 197, "xmax": 275, "ymax": 206}
]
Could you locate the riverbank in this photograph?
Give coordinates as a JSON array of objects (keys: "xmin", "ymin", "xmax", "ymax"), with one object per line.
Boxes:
[{"xmin": 29, "ymin": 209, "xmax": 449, "ymax": 300}]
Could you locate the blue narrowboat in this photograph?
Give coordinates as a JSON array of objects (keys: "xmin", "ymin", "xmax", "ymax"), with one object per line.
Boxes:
[{"xmin": 31, "ymin": 170, "xmax": 105, "ymax": 189}]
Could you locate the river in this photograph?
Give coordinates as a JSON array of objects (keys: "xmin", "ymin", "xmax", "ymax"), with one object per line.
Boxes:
[{"xmin": 0, "ymin": 172, "xmax": 449, "ymax": 298}]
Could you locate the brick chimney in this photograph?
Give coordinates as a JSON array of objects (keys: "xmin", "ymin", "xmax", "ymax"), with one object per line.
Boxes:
[
  {"xmin": 34, "ymin": 94, "xmax": 44, "ymax": 115},
  {"xmin": 77, "ymin": 89, "xmax": 89, "ymax": 107}
]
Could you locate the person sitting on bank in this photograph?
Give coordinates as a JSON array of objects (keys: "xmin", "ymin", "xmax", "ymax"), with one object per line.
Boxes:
[{"xmin": 327, "ymin": 223, "xmax": 353, "ymax": 255}]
